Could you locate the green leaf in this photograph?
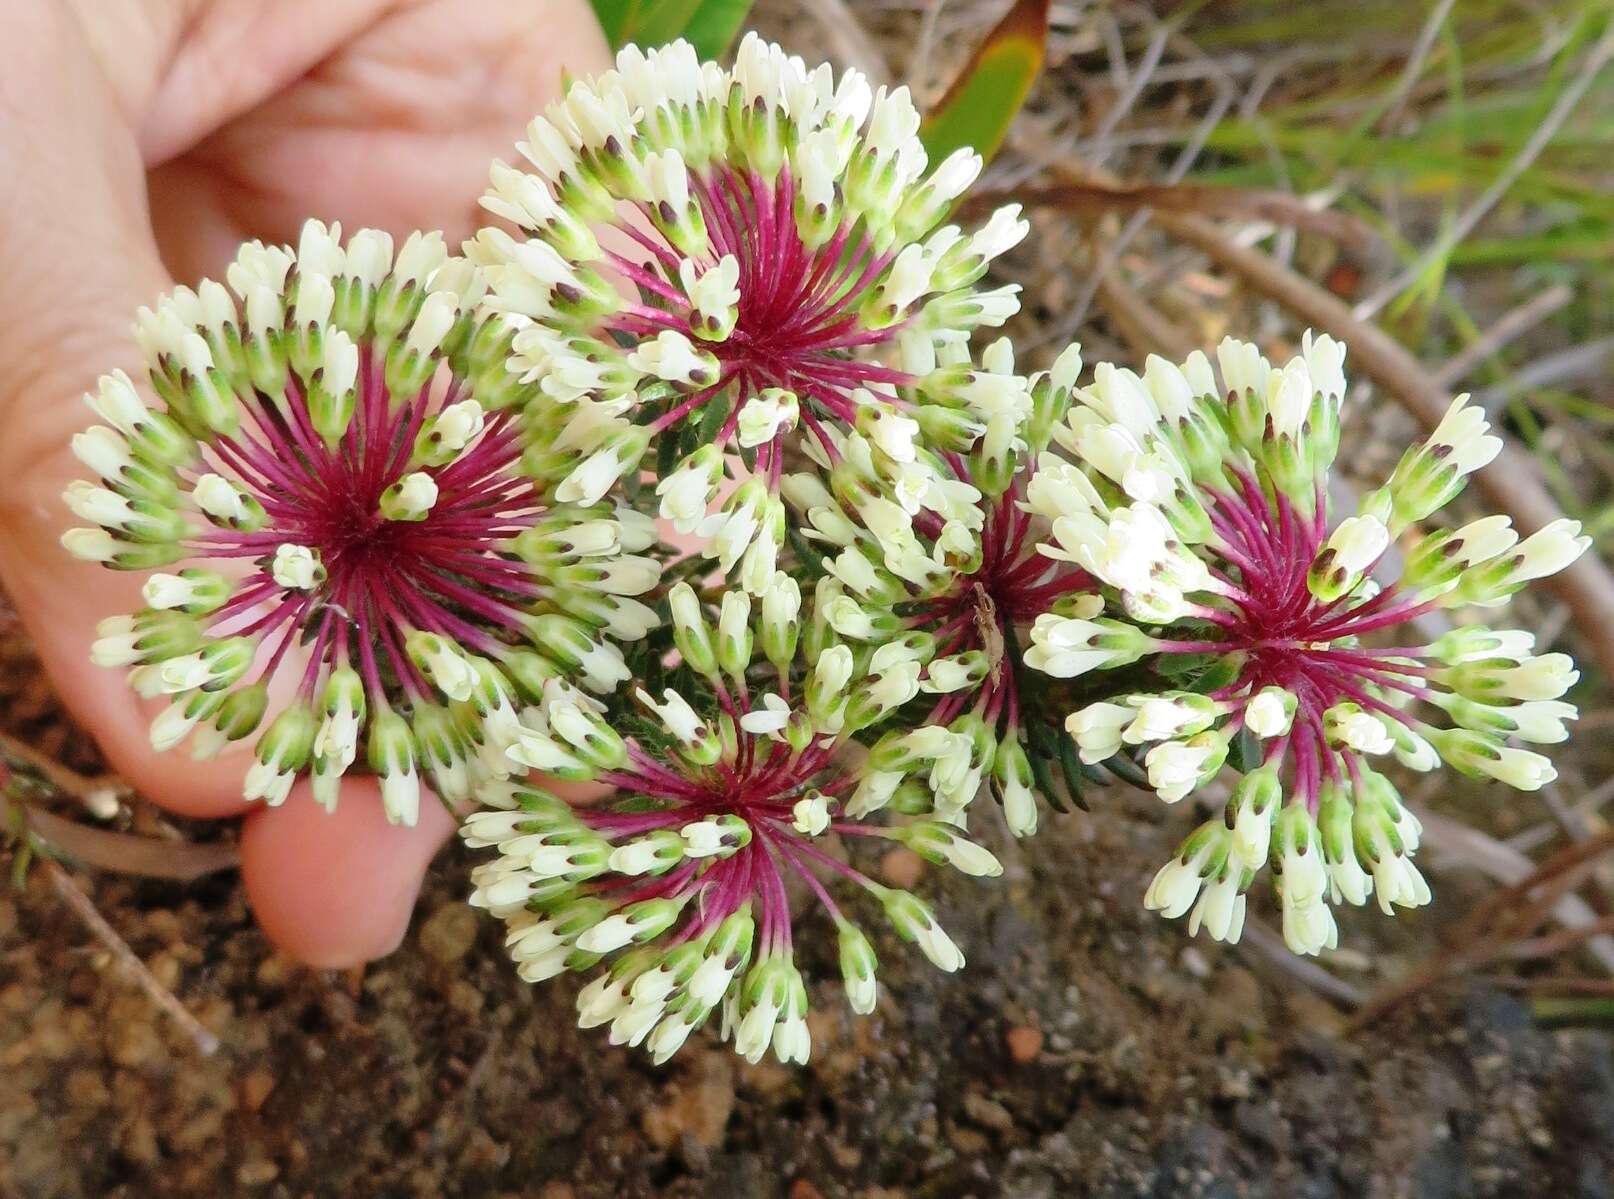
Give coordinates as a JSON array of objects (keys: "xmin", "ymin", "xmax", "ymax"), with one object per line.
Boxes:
[
  {"xmin": 1055, "ymin": 730, "xmax": 1090, "ymax": 812},
  {"xmin": 697, "ymin": 389, "xmax": 732, "ymax": 444},
  {"xmin": 1103, "ymin": 752, "xmax": 1150, "ymax": 790},
  {"xmin": 919, "ymin": 0, "xmax": 1050, "ymax": 166},
  {"xmin": 682, "ymin": 0, "xmax": 755, "ymax": 59},
  {"xmin": 1230, "ymin": 729, "xmax": 1263, "ymax": 774},
  {"xmin": 589, "ymin": 0, "xmax": 753, "ymax": 55},
  {"xmin": 589, "ymin": 0, "xmax": 701, "ymax": 50}
]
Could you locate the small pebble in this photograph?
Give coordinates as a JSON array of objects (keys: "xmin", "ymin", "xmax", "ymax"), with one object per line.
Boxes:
[
  {"xmin": 236, "ymin": 1159, "xmax": 280, "ymax": 1187},
  {"xmin": 419, "ymin": 904, "xmax": 479, "ymax": 965},
  {"xmin": 1005, "ymin": 1025, "xmax": 1043, "ymax": 1063},
  {"xmin": 879, "ymin": 848, "xmax": 924, "ymax": 889},
  {"xmin": 239, "ymin": 1069, "xmax": 277, "ymax": 1113}
]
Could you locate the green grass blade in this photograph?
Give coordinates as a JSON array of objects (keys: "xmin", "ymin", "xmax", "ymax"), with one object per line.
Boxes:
[{"xmin": 919, "ymin": 0, "xmax": 1050, "ymax": 166}]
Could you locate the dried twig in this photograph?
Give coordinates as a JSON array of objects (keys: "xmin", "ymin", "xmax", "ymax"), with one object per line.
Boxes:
[
  {"xmin": 1141, "ymin": 207, "xmax": 1614, "ymax": 683},
  {"xmin": 45, "ymin": 858, "xmax": 221, "ymax": 1055},
  {"xmin": 1492, "ymin": 976, "xmax": 1614, "ymax": 998},
  {"xmin": 1, "ymin": 729, "xmax": 238, "ymax": 880},
  {"xmin": 1418, "ymin": 807, "xmax": 1614, "ymax": 972},
  {"xmin": 804, "ymin": 0, "xmax": 890, "ymax": 79},
  {"xmin": 1091, "ymin": 259, "xmax": 1196, "ymax": 363},
  {"xmin": 0, "ymin": 728, "xmax": 121, "ymax": 815},
  {"xmin": 1507, "ymin": 915, "xmax": 1614, "ymax": 962},
  {"xmin": 2, "ymin": 794, "xmax": 237, "ymax": 880},
  {"xmin": 1348, "ymin": 828, "xmax": 1614, "ymax": 1028}
]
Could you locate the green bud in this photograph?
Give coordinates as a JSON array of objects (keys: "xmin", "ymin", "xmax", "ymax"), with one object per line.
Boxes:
[
  {"xmin": 837, "ymin": 922, "xmax": 879, "ymax": 1014},
  {"xmin": 132, "ymin": 610, "xmax": 206, "ymax": 660},
  {"xmin": 500, "ymin": 649, "xmax": 561, "ymax": 703},
  {"xmin": 911, "ymin": 402, "xmax": 986, "ymax": 453},
  {"xmin": 715, "ymin": 591, "xmax": 753, "ymax": 680},
  {"xmin": 214, "ymin": 683, "xmax": 270, "ymax": 741},
  {"xmin": 667, "ymin": 582, "xmax": 718, "ymax": 677},
  {"xmin": 197, "ymin": 637, "xmax": 255, "ymax": 691},
  {"xmin": 972, "ymin": 412, "xmax": 1018, "ymax": 497},
  {"xmin": 256, "ymin": 702, "xmax": 318, "ymax": 772},
  {"xmin": 993, "ymin": 738, "xmax": 1038, "ymax": 837}
]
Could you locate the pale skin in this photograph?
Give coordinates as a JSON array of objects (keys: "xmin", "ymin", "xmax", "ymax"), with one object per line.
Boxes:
[{"xmin": 0, "ymin": 0, "xmax": 610, "ymax": 967}]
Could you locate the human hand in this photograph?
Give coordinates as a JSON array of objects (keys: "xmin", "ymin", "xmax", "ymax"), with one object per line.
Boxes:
[{"xmin": 0, "ymin": 0, "xmax": 609, "ymax": 966}]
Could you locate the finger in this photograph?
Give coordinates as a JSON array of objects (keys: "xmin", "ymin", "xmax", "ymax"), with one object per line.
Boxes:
[
  {"xmin": 146, "ymin": 0, "xmax": 611, "ymax": 282},
  {"xmin": 136, "ymin": 0, "xmax": 394, "ymax": 164},
  {"xmin": 239, "ymin": 776, "xmax": 457, "ymax": 967},
  {"xmin": 0, "ymin": 1, "xmax": 252, "ymax": 816}
]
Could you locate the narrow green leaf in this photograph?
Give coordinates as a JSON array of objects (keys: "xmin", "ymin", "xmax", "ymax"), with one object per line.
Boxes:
[
  {"xmin": 919, "ymin": 0, "xmax": 1051, "ymax": 166},
  {"xmin": 1026, "ymin": 739, "xmax": 1065, "ymax": 813},
  {"xmin": 1230, "ymin": 729, "xmax": 1262, "ymax": 774},
  {"xmin": 682, "ymin": 0, "xmax": 755, "ymax": 59},
  {"xmin": 1056, "ymin": 731, "xmax": 1090, "ymax": 812},
  {"xmin": 1104, "ymin": 752, "xmax": 1150, "ymax": 790}
]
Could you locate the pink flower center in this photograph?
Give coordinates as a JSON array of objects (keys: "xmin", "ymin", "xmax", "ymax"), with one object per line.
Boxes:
[
  {"xmin": 914, "ymin": 470, "xmax": 1092, "ymax": 729},
  {"xmin": 1165, "ymin": 467, "xmax": 1439, "ymax": 806},
  {"xmin": 188, "ymin": 355, "xmax": 538, "ymax": 697},
  {"xmin": 604, "ymin": 167, "xmax": 916, "ymax": 471},
  {"xmin": 584, "ymin": 714, "xmax": 876, "ymax": 954}
]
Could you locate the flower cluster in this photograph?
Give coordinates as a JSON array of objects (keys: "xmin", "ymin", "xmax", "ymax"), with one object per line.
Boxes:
[
  {"xmin": 782, "ymin": 338, "xmax": 1097, "ymax": 834},
  {"xmin": 1024, "ymin": 337, "xmax": 1588, "ymax": 952},
  {"xmin": 463, "ymin": 577, "xmax": 996, "ymax": 1064},
  {"xmin": 469, "ymin": 34, "xmax": 1029, "ymax": 593},
  {"xmin": 65, "ymin": 223, "xmax": 658, "ymax": 822},
  {"xmin": 61, "ymin": 31, "xmax": 1591, "ymax": 1063}
]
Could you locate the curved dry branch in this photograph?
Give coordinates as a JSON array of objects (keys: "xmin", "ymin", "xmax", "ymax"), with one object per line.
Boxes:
[{"xmin": 1148, "ymin": 207, "xmax": 1614, "ymax": 683}]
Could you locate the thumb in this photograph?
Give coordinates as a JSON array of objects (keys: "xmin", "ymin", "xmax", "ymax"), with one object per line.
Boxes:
[
  {"xmin": 0, "ymin": 1, "xmax": 453, "ymax": 973},
  {"xmin": 240, "ymin": 777, "xmax": 457, "ymax": 968},
  {"xmin": 0, "ymin": 1, "xmax": 251, "ymax": 816}
]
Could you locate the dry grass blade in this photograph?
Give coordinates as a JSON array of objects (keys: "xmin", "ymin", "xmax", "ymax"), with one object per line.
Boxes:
[
  {"xmin": 1431, "ymin": 284, "xmax": 1574, "ymax": 389},
  {"xmin": 4, "ymin": 796, "xmax": 238, "ymax": 881},
  {"xmin": 1354, "ymin": 17, "xmax": 1614, "ymax": 319},
  {"xmin": 1348, "ymin": 828, "xmax": 1614, "ymax": 1029},
  {"xmin": 964, "ymin": 181, "xmax": 1374, "ymax": 245},
  {"xmin": 1239, "ymin": 918, "xmax": 1366, "ymax": 1007},
  {"xmin": 45, "ymin": 859, "xmax": 221, "ymax": 1056}
]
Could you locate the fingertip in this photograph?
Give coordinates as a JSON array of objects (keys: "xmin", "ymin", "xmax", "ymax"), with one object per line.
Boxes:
[
  {"xmin": 238, "ymin": 778, "xmax": 455, "ymax": 969},
  {"xmin": 87, "ymin": 693, "xmax": 256, "ymax": 819},
  {"xmin": 15, "ymin": 587, "xmax": 254, "ymax": 818}
]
